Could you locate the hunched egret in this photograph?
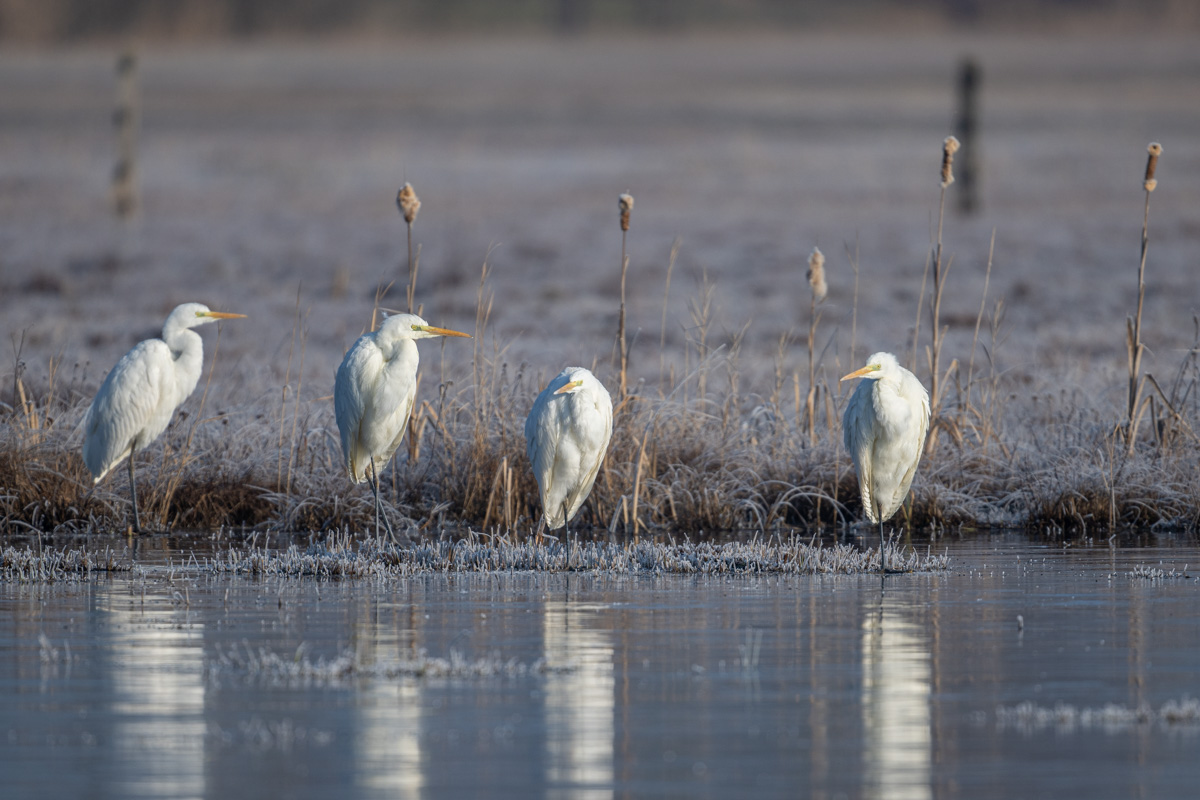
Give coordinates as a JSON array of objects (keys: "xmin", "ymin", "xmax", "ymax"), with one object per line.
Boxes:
[
  {"xmin": 334, "ymin": 312, "xmax": 469, "ymax": 537},
  {"xmin": 841, "ymin": 352, "xmax": 930, "ymax": 573},
  {"xmin": 525, "ymin": 366, "xmax": 613, "ymax": 535},
  {"xmin": 82, "ymin": 302, "xmax": 246, "ymax": 532}
]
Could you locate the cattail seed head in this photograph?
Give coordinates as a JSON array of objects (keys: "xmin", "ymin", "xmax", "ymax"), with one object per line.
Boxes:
[
  {"xmin": 396, "ymin": 182, "xmax": 421, "ymax": 224},
  {"xmin": 940, "ymin": 135, "xmax": 960, "ymax": 188},
  {"xmin": 1144, "ymin": 142, "xmax": 1162, "ymax": 192},
  {"xmin": 618, "ymin": 193, "xmax": 634, "ymax": 232},
  {"xmin": 806, "ymin": 247, "xmax": 827, "ymax": 302}
]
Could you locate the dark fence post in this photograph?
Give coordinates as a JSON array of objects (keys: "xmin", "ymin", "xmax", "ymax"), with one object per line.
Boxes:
[
  {"xmin": 955, "ymin": 58, "xmax": 980, "ymax": 214},
  {"xmin": 113, "ymin": 48, "xmax": 139, "ymax": 220}
]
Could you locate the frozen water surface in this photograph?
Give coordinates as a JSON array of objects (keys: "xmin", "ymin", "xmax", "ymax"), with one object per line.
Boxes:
[{"xmin": 2, "ymin": 533, "xmax": 1198, "ymax": 798}]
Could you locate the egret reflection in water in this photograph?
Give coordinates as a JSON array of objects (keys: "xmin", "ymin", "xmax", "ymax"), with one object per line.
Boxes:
[
  {"xmin": 544, "ymin": 598, "xmax": 615, "ymax": 800},
  {"xmin": 106, "ymin": 595, "xmax": 206, "ymax": 798},
  {"xmin": 862, "ymin": 591, "xmax": 932, "ymax": 800},
  {"xmin": 355, "ymin": 601, "xmax": 424, "ymax": 797}
]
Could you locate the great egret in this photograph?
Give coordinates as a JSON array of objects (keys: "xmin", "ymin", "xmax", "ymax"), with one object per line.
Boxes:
[
  {"xmin": 82, "ymin": 302, "xmax": 246, "ymax": 532},
  {"xmin": 525, "ymin": 366, "xmax": 613, "ymax": 534},
  {"xmin": 334, "ymin": 312, "xmax": 469, "ymax": 537},
  {"xmin": 841, "ymin": 352, "xmax": 930, "ymax": 573}
]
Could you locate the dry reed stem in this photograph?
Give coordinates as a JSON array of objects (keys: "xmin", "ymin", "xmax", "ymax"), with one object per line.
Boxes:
[
  {"xmin": 617, "ymin": 193, "xmax": 634, "ymax": 402},
  {"xmin": 924, "ymin": 136, "xmax": 959, "ymax": 453},
  {"xmin": 845, "ymin": 239, "xmax": 860, "ymax": 375},
  {"xmin": 804, "ymin": 247, "xmax": 827, "ymax": 445},
  {"xmin": 397, "ymin": 183, "xmax": 421, "ymax": 313},
  {"xmin": 959, "ymin": 229, "xmax": 996, "ymax": 447},
  {"xmin": 1126, "ymin": 142, "xmax": 1162, "ymax": 450},
  {"xmin": 659, "ymin": 237, "xmax": 680, "ymax": 387}
]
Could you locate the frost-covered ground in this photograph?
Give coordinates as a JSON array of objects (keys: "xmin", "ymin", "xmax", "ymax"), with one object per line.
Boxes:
[{"xmin": 3, "ymin": 33, "xmax": 1198, "ymax": 406}]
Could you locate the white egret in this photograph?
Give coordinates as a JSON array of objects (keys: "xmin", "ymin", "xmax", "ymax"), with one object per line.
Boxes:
[
  {"xmin": 840, "ymin": 352, "xmax": 930, "ymax": 573},
  {"xmin": 82, "ymin": 302, "xmax": 246, "ymax": 532},
  {"xmin": 334, "ymin": 312, "xmax": 470, "ymax": 537},
  {"xmin": 525, "ymin": 367, "xmax": 613, "ymax": 535}
]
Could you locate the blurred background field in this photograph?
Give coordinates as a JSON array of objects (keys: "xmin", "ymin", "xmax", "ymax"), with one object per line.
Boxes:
[{"xmin": 2, "ymin": 1, "xmax": 1199, "ymax": 533}]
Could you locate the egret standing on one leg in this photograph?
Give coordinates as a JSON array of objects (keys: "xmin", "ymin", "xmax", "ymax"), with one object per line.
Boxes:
[
  {"xmin": 334, "ymin": 312, "xmax": 470, "ymax": 537},
  {"xmin": 82, "ymin": 302, "xmax": 246, "ymax": 533},
  {"xmin": 840, "ymin": 352, "xmax": 930, "ymax": 573},
  {"xmin": 525, "ymin": 367, "xmax": 613, "ymax": 536}
]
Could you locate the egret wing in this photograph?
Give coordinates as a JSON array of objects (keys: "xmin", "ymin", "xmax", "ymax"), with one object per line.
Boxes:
[
  {"xmin": 369, "ymin": 381, "xmax": 416, "ymax": 479},
  {"xmin": 842, "ymin": 379, "xmax": 880, "ymax": 523},
  {"xmin": 880, "ymin": 377, "xmax": 930, "ymax": 520},
  {"xmin": 334, "ymin": 340, "xmax": 374, "ymax": 482},
  {"xmin": 525, "ymin": 388, "xmax": 566, "ymax": 525},
  {"xmin": 562, "ymin": 387, "xmax": 613, "ymax": 522},
  {"xmin": 83, "ymin": 340, "xmax": 169, "ymax": 481}
]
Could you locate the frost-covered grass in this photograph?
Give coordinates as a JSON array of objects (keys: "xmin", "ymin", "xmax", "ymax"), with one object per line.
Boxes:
[
  {"xmin": 0, "ymin": 543, "xmax": 132, "ymax": 582},
  {"xmin": 995, "ymin": 697, "xmax": 1200, "ymax": 732},
  {"xmin": 205, "ymin": 641, "xmax": 574, "ymax": 689},
  {"xmin": 204, "ymin": 532, "xmax": 950, "ymax": 578},
  {"xmin": 1129, "ymin": 562, "xmax": 1193, "ymax": 581}
]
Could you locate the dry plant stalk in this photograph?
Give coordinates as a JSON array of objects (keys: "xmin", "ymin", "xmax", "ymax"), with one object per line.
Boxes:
[
  {"xmin": 397, "ymin": 183, "xmax": 421, "ymax": 314},
  {"xmin": 659, "ymin": 237, "xmax": 680, "ymax": 388},
  {"xmin": 960, "ymin": 229, "xmax": 996, "ymax": 446},
  {"xmin": 804, "ymin": 247, "xmax": 827, "ymax": 445},
  {"xmin": 924, "ymin": 135, "xmax": 960, "ymax": 453},
  {"xmin": 688, "ymin": 273, "xmax": 715, "ymax": 403},
  {"xmin": 277, "ymin": 289, "xmax": 302, "ymax": 492},
  {"xmin": 845, "ymin": 239, "xmax": 860, "ymax": 370},
  {"xmin": 1125, "ymin": 142, "xmax": 1163, "ymax": 448},
  {"xmin": 396, "ymin": 182, "xmax": 424, "ymax": 465},
  {"xmin": 617, "ymin": 193, "xmax": 634, "ymax": 402}
]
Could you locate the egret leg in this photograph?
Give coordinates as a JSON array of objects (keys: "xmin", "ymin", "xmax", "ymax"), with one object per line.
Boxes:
[
  {"xmin": 879, "ymin": 517, "xmax": 886, "ymax": 574},
  {"xmin": 535, "ymin": 516, "xmax": 546, "ymax": 545},
  {"xmin": 128, "ymin": 454, "xmax": 142, "ymax": 534},
  {"xmin": 367, "ymin": 462, "xmax": 396, "ymax": 542}
]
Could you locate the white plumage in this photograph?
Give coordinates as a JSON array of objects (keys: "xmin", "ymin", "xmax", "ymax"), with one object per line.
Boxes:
[
  {"xmin": 82, "ymin": 302, "xmax": 245, "ymax": 532},
  {"xmin": 334, "ymin": 312, "xmax": 469, "ymax": 533},
  {"xmin": 525, "ymin": 367, "xmax": 613, "ymax": 532},
  {"xmin": 841, "ymin": 351, "xmax": 930, "ymax": 572}
]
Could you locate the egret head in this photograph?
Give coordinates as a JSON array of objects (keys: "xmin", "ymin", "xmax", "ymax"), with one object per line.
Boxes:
[
  {"xmin": 840, "ymin": 351, "xmax": 900, "ymax": 383},
  {"xmin": 166, "ymin": 303, "xmax": 246, "ymax": 332},
  {"xmin": 551, "ymin": 366, "xmax": 598, "ymax": 395},
  {"xmin": 379, "ymin": 312, "xmax": 471, "ymax": 341}
]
